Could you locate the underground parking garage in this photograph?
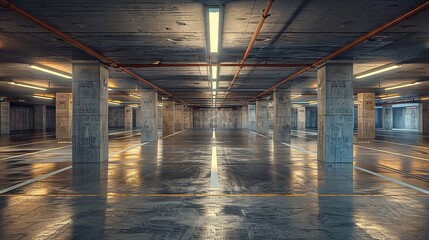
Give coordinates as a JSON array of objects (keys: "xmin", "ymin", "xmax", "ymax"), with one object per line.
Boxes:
[{"xmin": 0, "ymin": 0, "xmax": 429, "ymax": 239}]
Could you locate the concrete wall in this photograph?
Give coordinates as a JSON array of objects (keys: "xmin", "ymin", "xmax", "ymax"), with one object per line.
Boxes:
[
  {"xmin": 108, "ymin": 107, "xmax": 125, "ymax": 128},
  {"xmin": 46, "ymin": 107, "xmax": 56, "ymax": 130},
  {"xmin": 305, "ymin": 108, "xmax": 317, "ymax": 129},
  {"xmin": 375, "ymin": 108, "xmax": 382, "ymax": 128},
  {"xmin": 291, "ymin": 108, "xmax": 297, "ymax": 129},
  {"xmin": 193, "ymin": 108, "xmax": 238, "ymax": 128},
  {"xmin": 10, "ymin": 105, "xmax": 34, "ymax": 131},
  {"xmin": 393, "ymin": 106, "xmax": 419, "ymax": 130}
]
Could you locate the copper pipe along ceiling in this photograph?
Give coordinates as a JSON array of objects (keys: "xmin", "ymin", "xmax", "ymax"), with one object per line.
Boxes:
[
  {"xmin": 117, "ymin": 63, "xmax": 308, "ymax": 68},
  {"xmin": 241, "ymin": 0, "xmax": 429, "ymax": 106},
  {"xmin": 0, "ymin": 0, "xmax": 188, "ymax": 104},
  {"xmin": 220, "ymin": 0, "xmax": 275, "ymax": 107}
]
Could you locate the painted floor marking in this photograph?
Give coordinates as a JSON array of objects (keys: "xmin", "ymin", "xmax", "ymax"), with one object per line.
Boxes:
[
  {"xmin": 373, "ymin": 139, "xmax": 429, "ymax": 150},
  {"xmin": 249, "ymin": 131, "xmax": 269, "ymax": 139},
  {"xmin": 210, "ymin": 146, "xmax": 220, "ymax": 189},
  {"xmin": 355, "ymin": 145, "xmax": 429, "ymax": 162},
  {"xmin": 0, "ymin": 166, "xmax": 72, "ymax": 194},
  {"xmin": 0, "ymin": 137, "xmax": 149, "ymax": 194},
  {"xmin": 0, "ymin": 145, "xmax": 71, "ymax": 161},
  {"xmin": 284, "ymin": 136, "xmax": 429, "ymax": 195},
  {"xmin": 281, "ymin": 142, "xmax": 316, "ymax": 155},
  {"xmin": 354, "ymin": 166, "xmax": 429, "ymax": 195},
  {"xmin": 162, "ymin": 129, "xmax": 187, "ymax": 139}
]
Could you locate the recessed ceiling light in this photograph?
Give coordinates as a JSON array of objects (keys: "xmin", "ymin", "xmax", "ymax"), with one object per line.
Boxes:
[{"xmin": 208, "ymin": 7, "xmax": 220, "ymax": 53}]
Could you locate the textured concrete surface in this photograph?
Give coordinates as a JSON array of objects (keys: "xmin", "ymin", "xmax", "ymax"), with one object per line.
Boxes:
[
  {"xmin": 248, "ymin": 105, "xmax": 256, "ymax": 131},
  {"xmin": 56, "ymin": 93, "xmax": 72, "ymax": 140},
  {"xmin": 140, "ymin": 91, "xmax": 158, "ymax": 141},
  {"xmin": 33, "ymin": 105, "xmax": 46, "ymax": 131},
  {"xmin": 241, "ymin": 106, "xmax": 248, "ymax": 129},
  {"xmin": 135, "ymin": 107, "xmax": 141, "ymax": 129},
  {"xmin": 193, "ymin": 108, "xmax": 238, "ymax": 128},
  {"xmin": 357, "ymin": 93, "xmax": 375, "ymax": 140},
  {"xmin": 0, "ymin": 102, "xmax": 10, "ymax": 135},
  {"xmin": 382, "ymin": 105, "xmax": 393, "ymax": 130},
  {"xmin": 72, "ymin": 61, "xmax": 108, "ymax": 163},
  {"xmin": 273, "ymin": 91, "xmax": 291, "ymax": 142},
  {"xmin": 0, "ymin": 128, "xmax": 428, "ymax": 239},
  {"xmin": 108, "ymin": 107, "xmax": 125, "ymax": 128},
  {"xmin": 421, "ymin": 103, "xmax": 429, "ymax": 134},
  {"xmin": 124, "ymin": 107, "xmax": 133, "ymax": 131},
  {"xmin": 163, "ymin": 100, "xmax": 175, "ymax": 136},
  {"xmin": 317, "ymin": 63, "xmax": 354, "ymax": 163},
  {"xmin": 297, "ymin": 106, "xmax": 306, "ymax": 131},
  {"xmin": 256, "ymin": 100, "xmax": 269, "ymax": 135}
]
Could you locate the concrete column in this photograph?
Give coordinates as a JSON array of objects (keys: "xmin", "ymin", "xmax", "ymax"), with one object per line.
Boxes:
[
  {"xmin": 175, "ymin": 104, "xmax": 184, "ymax": 132},
  {"xmin": 140, "ymin": 90, "xmax": 158, "ymax": 141},
  {"xmin": 420, "ymin": 103, "xmax": 429, "ymax": 134},
  {"xmin": 237, "ymin": 107, "xmax": 242, "ymax": 128},
  {"xmin": 189, "ymin": 107, "xmax": 193, "ymax": 128},
  {"xmin": 297, "ymin": 106, "xmax": 306, "ymax": 131},
  {"xmin": 72, "ymin": 61, "xmax": 108, "ymax": 163},
  {"xmin": 273, "ymin": 90, "xmax": 291, "ymax": 142},
  {"xmin": 242, "ymin": 105, "xmax": 248, "ymax": 129},
  {"xmin": 56, "ymin": 93, "xmax": 72, "ymax": 140},
  {"xmin": 0, "ymin": 102, "xmax": 10, "ymax": 135},
  {"xmin": 135, "ymin": 107, "xmax": 142, "ymax": 129},
  {"xmin": 382, "ymin": 105, "xmax": 393, "ymax": 130},
  {"xmin": 124, "ymin": 107, "xmax": 133, "ymax": 131},
  {"xmin": 256, "ymin": 100, "xmax": 269, "ymax": 135},
  {"xmin": 291, "ymin": 107, "xmax": 297, "ymax": 129},
  {"xmin": 248, "ymin": 105, "xmax": 256, "ymax": 131},
  {"xmin": 34, "ymin": 105, "xmax": 46, "ymax": 131},
  {"xmin": 317, "ymin": 63, "xmax": 354, "ymax": 163},
  {"xmin": 163, "ymin": 100, "xmax": 175, "ymax": 136},
  {"xmin": 357, "ymin": 92, "xmax": 375, "ymax": 140}
]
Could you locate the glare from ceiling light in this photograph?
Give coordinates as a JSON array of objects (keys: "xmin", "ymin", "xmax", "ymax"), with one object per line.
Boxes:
[
  {"xmin": 208, "ymin": 8, "xmax": 220, "ymax": 53},
  {"xmin": 108, "ymin": 100, "xmax": 122, "ymax": 105},
  {"xmin": 420, "ymin": 96, "xmax": 429, "ymax": 101},
  {"xmin": 308, "ymin": 101, "xmax": 317, "ymax": 105},
  {"xmin": 7, "ymin": 82, "xmax": 47, "ymax": 91},
  {"xmin": 353, "ymin": 101, "xmax": 358, "ymax": 105},
  {"xmin": 211, "ymin": 66, "xmax": 218, "ymax": 80},
  {"xmin": 212, "ymin": 81, "xmax": 217, "ymax": 89},
  {"xmin": 385, "ymin": 82, "xmax": 421, "ymax": 91},
  {"xmin": 291, "ymin": 94, "xmax": 302, "ymax": 99},
  {"xmin": 129, "ymin": 94, "xmax": 140, "ymax": 99},
  {"xmin": 33, "ymin": 95, "xmax": 54, "ymax": 100},
  {"xmin": 380, "ymin": 95, "xmax": 400, "ymax": 100},
  {"xmin": 212, "ymin": 91, "xmax": 216, "ymax": 95},
  {"xmin": 29, "ymin": 65, "xmax": 72, "ymax": 79},
  {"xmin": 355, "ymin": 65, "xmax": 401, "ymax": 79}
]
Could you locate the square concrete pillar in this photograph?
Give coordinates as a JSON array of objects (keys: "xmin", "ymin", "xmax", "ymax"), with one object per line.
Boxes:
[
  {"xmin": 72, "ymin": 61, "xmax": 108, "ymax": 163},
  {"xmin": 382, "ymin": 105, "xmax": 393, "ymax": 130},
  {"xmin": 242, "ymin": 105, "xmax": 248, "ymax": 129},
  {"xmin": 420, "ymin": 103, "xmax": 429, "ymax": 134},
  {"xmin": 163, "ymin": 100, "xmax": 175, "ymax": 136},
  {"xmin": 248, "ymin": 105, "xmax": 256, "ymax": 131},
  {"xmin": 0, "ymin": 102, "xmax": 10, "ymax": 135},
  {"xmin": 256, "ymin": 100, "xmax": 269, "ymax": 135},
  {"xmin": 175, "ymin": 104, "xmax": 184, "ymax": 132},
  {"xmin": 56, "ymin": 93, "xmax": 72, "ymax": 140},
  {"xmin": 34, "ymin": 105, "xmax": 46, "ymax": 131},
  {"xmin": 140, "ymin": 90, "xmax": 158, "ymax": 141},
  {"xmin": 189, "ymin": 107, "xmax": 193, "ymax": 128},
  {"xmin": 135, "ymin": 107, "xmax": 142, "ymax": 129},
  {"xmin": 297, "ymin": 106, "xmax": 306, "ymax": 131},
  {"xmin": 273, "ymin": 90, "xmax": 291, "ymax": 142},
  {"xmin": 357, "ymin": 93, "xmax": 375, "ymax": 140},
  {"xmin": 124, "ymin": 107, "xmax": 133, "ymax": 131},
  {"xmin": 317, "ymin": 63, "xmax": 354, "ymax": 163}
]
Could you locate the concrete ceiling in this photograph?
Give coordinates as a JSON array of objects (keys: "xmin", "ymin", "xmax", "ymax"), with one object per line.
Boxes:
[{"xmin": 0, "ymin": 0, "xmax": 428, "ymax": 107}]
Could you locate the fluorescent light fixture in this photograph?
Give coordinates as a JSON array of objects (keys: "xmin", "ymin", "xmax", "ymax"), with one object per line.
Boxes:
[
  {"xmin": 291, "ymin": 94, "xmax": 302, "ymax": 99},
  {"xmin": 380, "ymin": 95, "xmax": 400, "ymax": 100},
  {"xmin": 385, "ymin": 82, "xmax": 421, "ymax": 91},
  {"xmin": 108, "ymin": 88, "xmax": 113, "ymax": 91},
  {"xmin": 355, "ymin": 65, "xmax": 401, "ymax": 79},
  {"xmin": 353, "ymin": 101, "xmax": 358, "ymax": 105},
  {"xmin": 29, "ymin": 65, "xmax": 72, "ymax": 79},
  {"xmin": 129, "ymin": 94, "xmax": 140, "ymax": 99},
  {"xmin": 212, "ymin": 96, "xmax": 216, "ymax": 99},
  {"xmin": 208, "ymin": 7, "xmax": 220, "ymax": 53},
  {"xmin": 7, "ymin": 82, "xmax": 47, "ymax": 91},
  {"xmin": 212, "ymin": 91, "xmax": 216, "ymax": 95},
  {"xmin": 211, "ymin": 66, "xmax": 218, "ymax": 79},
  {"xmin": 420, "ymin": 96, "xmax": 429, "ymax": 101},
  {"xmin": 33, "ymin": 95, "xmax": 54, "ymax": 100},
  {"xmin": 108, "ymin": 100, "xmax": 121, "ymax": 105},
  {"xmin": 308, "ymin": 101, "xmax": 317, "ymax": 105},
  {"xmin": 212, "ymin": 81, "xmax": 217, "ymax": 89}
]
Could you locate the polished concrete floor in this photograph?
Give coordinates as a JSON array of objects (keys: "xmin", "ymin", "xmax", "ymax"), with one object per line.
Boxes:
[{"xmin": 0, "ymin": 128, "xmax": 428, "ymax": 239}]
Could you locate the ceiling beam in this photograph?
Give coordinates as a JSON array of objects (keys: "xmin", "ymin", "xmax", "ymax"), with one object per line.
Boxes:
[
  {"xmin": 0, "ymin": 0, "xmax": 188, "ymax": 105},
  {"xmin": 241, "ymin": 0, "xmax": 429, "ymax": 105}
]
